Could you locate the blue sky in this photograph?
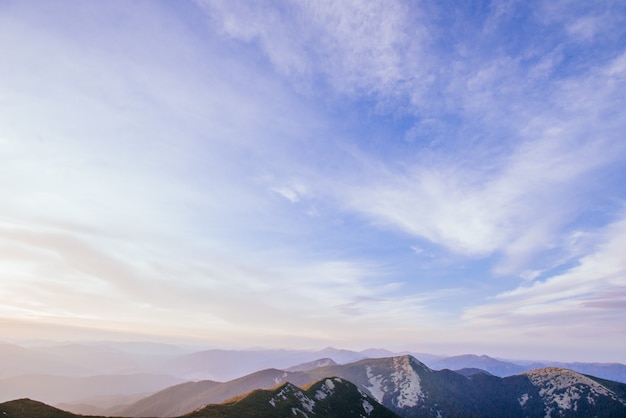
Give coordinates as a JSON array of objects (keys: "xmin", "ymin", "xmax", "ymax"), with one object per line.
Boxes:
[{"xmin": 1, "ymin": 0, "xmax": 625, "ymax": 362}]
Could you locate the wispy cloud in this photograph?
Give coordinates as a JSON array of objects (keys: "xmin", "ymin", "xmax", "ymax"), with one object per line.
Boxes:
[
  {"xmin": 326, "ymin": 25, "xmax": 626, "ymax": 278},
  {"xmin": 197, "ymin": 0, "xmax": 423, "ymax": 97},
  {"xmin": 461, "ymin": 211, "xmax": 626, "ymax": 354}
]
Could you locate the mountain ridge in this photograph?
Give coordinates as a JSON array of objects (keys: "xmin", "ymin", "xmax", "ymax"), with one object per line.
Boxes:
[{"xmin": 183, "ymin": 377, "xmax": 399, "ymax": 417}]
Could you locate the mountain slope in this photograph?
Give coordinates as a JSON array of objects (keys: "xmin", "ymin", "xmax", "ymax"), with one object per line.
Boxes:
[
  {"xmin": 115, "ymin": 368, "xmax": 315, "ymax": 417},
  {"xmin": 184, "ymin": 377, "xmax": 399, "ymax": 418}
]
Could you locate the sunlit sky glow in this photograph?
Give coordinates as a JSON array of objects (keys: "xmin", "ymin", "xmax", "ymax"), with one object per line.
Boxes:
[{"xmin": 1, "ymin": 0, "xmax": 625, "ymax": 362}]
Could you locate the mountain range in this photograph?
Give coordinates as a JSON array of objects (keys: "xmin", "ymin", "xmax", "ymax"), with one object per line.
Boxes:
[
  {"xmin": 3, "ymin": 341, "xmax": 625, "ymax": 383},
  {"xmin": 2, "ymin": 354, "xmax": 625, "ymax": 417},
  {"xmin": 0, "ymin": 377, "xmax": 398, "ymax": 418},
  {"xmin": 112, "ymin": 354, "xmax": 626, "ymax": 417}
]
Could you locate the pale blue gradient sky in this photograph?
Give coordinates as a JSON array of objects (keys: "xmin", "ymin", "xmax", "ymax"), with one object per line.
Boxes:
[{"xmin": 1, "ymin": 0, "xmax": 625, "ymax": 362}]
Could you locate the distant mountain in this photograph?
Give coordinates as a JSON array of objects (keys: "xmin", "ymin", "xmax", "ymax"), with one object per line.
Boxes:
[
  {"xmin": 0, "ymin": 341, "xmax": 367, "ymax": 383},
  {"xmin": 6, "ymin": 341, "xmax": 626, "ymax": 383},
  {"xmin": 163, "ymin": 347, "xmax": 365, "ymax": 381},
  {"xmin": 286, "ymin": 358, "xmax": 338, "ymax": 372},
  {"xmin": 428, "ymin": 354, "xmax": 529, "ymax": 376},
  {"xmin": 119, "ymin": 355, "xmax": 626, "ymax": 417},
  {"xmin": 184, "ymin": 377, "xmax": 399, "ymax": 418}
]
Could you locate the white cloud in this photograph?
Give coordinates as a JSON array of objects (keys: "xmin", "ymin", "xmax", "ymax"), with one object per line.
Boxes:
[
  {"xmin": 328, "ymin": 36, "xmax": 626, "ymax": 276},
  {"xmin": 271, "ymin": 182, "xmax": 308, "ymax": 203}
]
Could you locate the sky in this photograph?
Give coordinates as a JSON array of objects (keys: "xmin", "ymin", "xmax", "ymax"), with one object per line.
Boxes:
[{"xmin": 1, "ymin": 0, "xmax": 625, "ymax": 363}]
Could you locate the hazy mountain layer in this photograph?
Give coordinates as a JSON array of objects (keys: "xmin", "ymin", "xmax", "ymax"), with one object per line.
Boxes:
[
  {"xmin": 426, "ymin": 354, "xmax": 626, "ymax": 383},
  {"xmin": 0, "ymin": 373, "xmax": 186, "ymax": 405}
]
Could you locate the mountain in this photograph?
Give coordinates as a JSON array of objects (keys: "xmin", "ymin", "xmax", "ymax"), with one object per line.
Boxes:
[
  {"xmin": 184, "ymin": 377, "xmax": 399, "ymax": 418},
  {"xmin": 286, "ymin": 358, "xmax": 338, "ymax": 372},
  {"xmin": 507, "ymin": 368, "xmax": 626, "ymax": 418},
  {"xmin": 120, "ymin": 355, "xmax": 626, "ymax": 417}
]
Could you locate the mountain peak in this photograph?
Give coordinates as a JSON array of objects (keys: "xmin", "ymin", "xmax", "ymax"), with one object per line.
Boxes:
[
  {"xmin": 394, "ymin": 354, "xmax": 432, "ymax": 372},
  {"xmin": 521, "ymin": 367, "xmax": 625, "ymax": 415}
]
